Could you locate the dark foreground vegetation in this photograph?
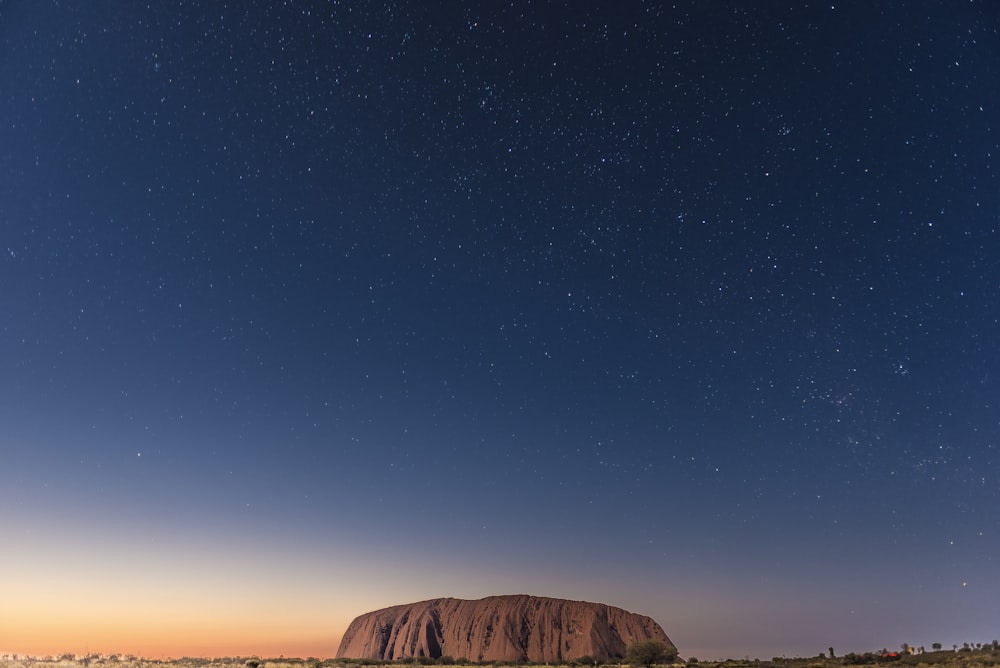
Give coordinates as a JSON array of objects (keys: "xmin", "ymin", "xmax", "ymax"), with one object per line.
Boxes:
[{"xmin": 4, "ymin": 641, "xmax": 999, "ymax": 668}]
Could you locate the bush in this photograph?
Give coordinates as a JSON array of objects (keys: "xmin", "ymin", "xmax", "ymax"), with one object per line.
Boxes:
[{"xmin": 626, "ymin": 641, "xmax": 678, "ymax": 668}]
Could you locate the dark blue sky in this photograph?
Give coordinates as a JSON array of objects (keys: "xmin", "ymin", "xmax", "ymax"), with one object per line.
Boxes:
[{"xmin": 2, "ymin": 1, "xmax": 999, "ymax": 660}]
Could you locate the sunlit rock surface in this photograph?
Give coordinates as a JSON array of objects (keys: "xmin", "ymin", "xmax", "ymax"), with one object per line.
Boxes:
[{"xmin": 335, "ymin": 595, "xmax": 675, "ymax": 662}]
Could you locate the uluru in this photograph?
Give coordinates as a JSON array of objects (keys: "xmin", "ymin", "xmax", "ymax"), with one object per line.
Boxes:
[{"xmin": 335, "ymin": 595, "xmax": 676, "ymax": 663}]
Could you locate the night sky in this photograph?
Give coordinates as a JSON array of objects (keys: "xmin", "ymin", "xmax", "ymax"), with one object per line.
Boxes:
[{"xmin": 2, "ymin": 0, "xmax": 999, "ymax": 661}]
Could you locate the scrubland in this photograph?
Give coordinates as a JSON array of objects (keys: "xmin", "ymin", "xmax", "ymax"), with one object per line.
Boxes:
[{"xmin": 3, "ymin": 648, "xmax": 1000, "ymax": 668}]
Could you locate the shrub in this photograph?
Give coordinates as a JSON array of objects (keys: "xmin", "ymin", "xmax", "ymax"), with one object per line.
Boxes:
[{"xmin": 626, "ymin": 641, "xmax": 677, "ymax": 668}]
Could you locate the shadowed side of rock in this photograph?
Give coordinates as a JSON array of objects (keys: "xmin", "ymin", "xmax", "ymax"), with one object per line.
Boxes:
[{"xmin": 335, "ymin": 595, "xmax": 676, "ymax": 663}]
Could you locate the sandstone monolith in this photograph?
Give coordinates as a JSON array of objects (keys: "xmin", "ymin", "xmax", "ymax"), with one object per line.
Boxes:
[{"xmin": 335, "ymin": 595, "xmax": 675, "ymax": 663}]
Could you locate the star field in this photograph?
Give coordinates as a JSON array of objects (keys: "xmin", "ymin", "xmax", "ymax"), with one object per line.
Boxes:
[{"xmin": 2, "ymin": 1, "xmax": 999, "ymax": 660}]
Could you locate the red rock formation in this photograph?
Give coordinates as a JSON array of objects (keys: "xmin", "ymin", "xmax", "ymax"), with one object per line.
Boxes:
[{"xmin": 335, "ymin": 595, "xmax": 675, "ymax": 663}]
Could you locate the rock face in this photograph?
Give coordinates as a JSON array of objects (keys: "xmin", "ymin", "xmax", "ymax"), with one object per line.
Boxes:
[{"xmin": 335, "ymin": 595, "xmax": 675, "ymax": 663}]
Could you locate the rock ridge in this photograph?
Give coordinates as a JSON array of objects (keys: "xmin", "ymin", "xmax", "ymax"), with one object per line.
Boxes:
[{"xmin": 335, "ymin": 594, "xmax": 675, "ymax": 663}]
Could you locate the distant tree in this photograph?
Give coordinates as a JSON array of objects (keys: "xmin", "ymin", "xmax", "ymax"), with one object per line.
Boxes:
[
  {"xmin": 931, "ymin": 644, "xmax": 942, "ymax": 652},
  {"xmin": 626, "ymin": 640, "xmax": 677, "ymax": 668},
  {"xmin": 829, "ymin": 648, "xmax": 835, "ymax": 659},
  {"xmin": 900, "ymin": 644, "xmax": 909, "ymax": 655}
]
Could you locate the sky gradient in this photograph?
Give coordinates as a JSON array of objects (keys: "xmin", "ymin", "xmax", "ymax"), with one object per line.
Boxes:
[{"xmin": 2, "ymin": 0, "xmax": 999, "ymax": 661}]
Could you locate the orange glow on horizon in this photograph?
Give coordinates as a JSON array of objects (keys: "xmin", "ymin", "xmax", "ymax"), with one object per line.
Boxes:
[
  {"xmin": 0, "ymin": 518, "xmax": 380, "ymax": 659},
  {"xmin": 1, "ymin": 617, "xmax": 345, "ymax": 659},
  {"xmin": 1, "ymin": 575, "xmax": 350, "ymax": 658}
]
